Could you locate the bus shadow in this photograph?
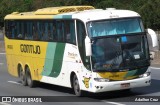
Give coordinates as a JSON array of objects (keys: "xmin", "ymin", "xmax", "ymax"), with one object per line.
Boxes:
[
  {"xmin": 37, "ymin": 82, "xmax": 74, "ymax": 94},
  {"xmin": 85, "ymin": 79, "xmax": 160, "ymax": 100},
  {"xmin": 17, "ymin": 79, "xmax": 160, "ymax": 101}
]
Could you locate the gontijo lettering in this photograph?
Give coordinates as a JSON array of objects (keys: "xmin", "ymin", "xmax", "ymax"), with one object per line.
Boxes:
[{"xmin": 20, "ymin": 44, "xmax": 41, "ymax": 54}]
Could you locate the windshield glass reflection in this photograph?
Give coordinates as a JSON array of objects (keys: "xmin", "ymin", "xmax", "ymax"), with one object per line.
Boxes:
[
  {"xmin": 87, "ymin": 18, "xmax": 144, "ymax": 37},
  {"xmin": 91, "ymin": 35, "xmax": 149, "ymax": 71}
]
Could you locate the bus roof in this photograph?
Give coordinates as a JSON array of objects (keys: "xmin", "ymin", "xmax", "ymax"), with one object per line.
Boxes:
[
  {"xmin": 4, "ymin": 6, "xmax": 94, "ymax": 20},
  {"xmin": 5, "ymin": 6, "xmax": 140, "ymax": 22},
  {"xmin": 72, "ymin": 9, "xmax": 140, "ymax": 22}
]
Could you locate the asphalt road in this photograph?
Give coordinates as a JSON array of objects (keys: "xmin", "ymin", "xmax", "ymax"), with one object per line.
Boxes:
[
  {"xmin": 0, "ymin": 41, "xmax": 160, "ymax": 105},
  {"xmin": 0, "ymin": 31, "xmax": 3, "ymax": 40}
]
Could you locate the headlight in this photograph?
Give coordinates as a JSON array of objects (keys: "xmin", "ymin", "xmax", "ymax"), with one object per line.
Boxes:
[
  {"xmin": 94, "ymin": 78, "xmax": 110, "ymax": 82},
  {"xmin": 139, "ymin": 72, "xmax": 151, "ymax": 78}
]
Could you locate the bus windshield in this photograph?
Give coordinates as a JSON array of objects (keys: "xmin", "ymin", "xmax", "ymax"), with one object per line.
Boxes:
[
  {"xmin": 87, "ymin": 18, "xmax": 144, "ymax": 37},
  {"xmin": 91, "ymin": 35, "xmax": 149, "ymax": 72},
  {"xmin": 87, "ymin": 18, "xmax": 149, "ymax": 72}
]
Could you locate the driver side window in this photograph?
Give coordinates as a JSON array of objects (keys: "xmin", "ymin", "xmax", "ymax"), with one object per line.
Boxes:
[{"xmin": 77, "ymin": 20, "xmax": 91, "ymax": 70}]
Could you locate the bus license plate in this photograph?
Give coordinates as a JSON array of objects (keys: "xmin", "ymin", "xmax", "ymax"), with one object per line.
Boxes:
[{"xmin": 121, "ymin": 83, "xmax": 130, "ymax": 88}]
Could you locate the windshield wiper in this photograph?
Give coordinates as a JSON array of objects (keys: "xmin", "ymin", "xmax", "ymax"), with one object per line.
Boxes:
[
  {"xmin": 93, "ymin": 68, "xmax": 120, "ymax": 72},
  {"xmin": 123, "ymin": 59, "xmax": 150, "ymax": 70}
]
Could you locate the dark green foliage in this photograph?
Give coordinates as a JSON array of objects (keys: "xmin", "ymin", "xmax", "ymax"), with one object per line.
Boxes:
[{"xmin": 0, "ymin": 0, "xmax": 160, "ymax": 29}]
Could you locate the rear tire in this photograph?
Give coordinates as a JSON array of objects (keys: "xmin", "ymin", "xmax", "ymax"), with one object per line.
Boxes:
[
  {"xmin": 19, "ymin": 66, "xmax": 27, "ymax": 86},
  {"xmin": 26, "ymin": 67, "xmax": 37, "ymax": 88},
  {"xmin": 73, "ymin": 75, "xmax": 84, "ymax": 96}
]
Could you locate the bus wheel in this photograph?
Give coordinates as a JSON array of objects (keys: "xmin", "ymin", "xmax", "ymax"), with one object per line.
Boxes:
[
  {"xmin": 73, "ymin": 75, "xmax": 84, "ymax": 96},
  {"xmin": 26, "ymin": 67, "xmax": 36, "ymax": 88},
  {"xmin": 19, "ymin": 66, "xmax": 27, "ymax": 86}
]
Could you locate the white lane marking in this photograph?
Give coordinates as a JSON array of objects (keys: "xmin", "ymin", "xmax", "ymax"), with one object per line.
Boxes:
[
  {"xmin": 0, "ymin": 63, "xmax": 3, "ymax": 65},
  {"xmin": 102, "ymin": 100, "xmax": 126, "ymax": 105},
  {"xmin": 0, "ymin": 53, "xmax": 5, "ymax": 55},
  {"xmin": 8, "ymin": 81, "xmax": 22, "ymax": 85},
  {"xmin": 0, "ymin": 102, "xmax": 11, "ymax": 105},
  {"xmin": 150, "ymin": 67, "xmax": 160, "ymax": 70}
]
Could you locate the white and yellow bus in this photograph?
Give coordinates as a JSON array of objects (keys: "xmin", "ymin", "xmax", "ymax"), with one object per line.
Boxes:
[{"xmin": 4, "ymin": 6, "xmax": 156, "ymax": 96}]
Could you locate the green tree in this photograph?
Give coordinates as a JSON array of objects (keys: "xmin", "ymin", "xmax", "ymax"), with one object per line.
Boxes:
[
  {"xmin": 0, "ymin": 0, "xmax": 33, "ymax": 25},
  {"xmin": 0, "ymin": 0, "xmax": 160, "ymax": 29},
  {"xmin": 138, "ymin": 0, "xmax": 160, "ymax": 29}
]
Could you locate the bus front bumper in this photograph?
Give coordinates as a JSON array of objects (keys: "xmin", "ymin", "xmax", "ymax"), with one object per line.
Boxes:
[{"xmin": 89, "ymin": 76, "xmax": 151, "ymax": 93}]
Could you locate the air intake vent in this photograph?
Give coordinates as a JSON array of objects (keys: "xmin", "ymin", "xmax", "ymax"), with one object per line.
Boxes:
[
  {"xmin": 35, "ymin": 6, "xmax": 95, "ymax": 15},
  {"xmin": 76, "ymin": 6, "xmax": 94, "ymax": 11},
  {"xmin": 58, "ymin": 8, "xmax": 76, "ymax": 13}
]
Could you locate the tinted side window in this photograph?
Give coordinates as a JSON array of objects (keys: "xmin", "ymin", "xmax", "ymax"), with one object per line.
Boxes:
[
  {"xmin": 77, "ymin": 20, "xmax": 91, "ymax": 70},
  {"xmin": 5, "ymin": 20, "xmax": 15, "ymax": 39},
  {"xmin": 25, "ymin": 21, "xmax": 33, "ymax": 40},
  {"xmin": 64, "ymin": 20, "xmax": 76, "ymax": 44},
  {"xmin": 5, "ymin": 19, "xmax": 76, "ymax": 44},
  {"xmin": 56, "ymin": 20, "xmax": 65, "ymax": 42},
  {"xmin": 16, "ymin": 21, "xmax": 24, "ymax": 39}
]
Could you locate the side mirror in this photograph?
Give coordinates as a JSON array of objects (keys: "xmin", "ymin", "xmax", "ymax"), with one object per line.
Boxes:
[
  {"xmin": 85, "ymin": 36, "xmax": 92, "ymax": 56},
  {"xmin": 146, "ymin": 28, "xmax": 159, "ymax": 51}
]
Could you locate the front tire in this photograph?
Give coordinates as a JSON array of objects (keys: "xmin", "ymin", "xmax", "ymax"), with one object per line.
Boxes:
[{"xmin": 73, "ymin": 75, "xmax": 84, "ymax": 96}]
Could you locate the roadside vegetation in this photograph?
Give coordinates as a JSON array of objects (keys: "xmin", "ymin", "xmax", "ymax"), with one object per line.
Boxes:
[{"xmin": 0, "ymin": 0, "xmax": 160, "ymax": 29}]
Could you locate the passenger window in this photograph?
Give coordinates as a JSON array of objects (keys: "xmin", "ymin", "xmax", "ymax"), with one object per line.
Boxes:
[
  {"xmin": 56, "ymin": 20, "xmax": 65, "ymax": 42},
  {"xmin": 5, "ymin": 19, "xmax": 75, "ymax": 44},
  {"xmin": 11, "ymin": 21, "xmax": 16, "ymax": 38},
  {"xmin": 25, "ymin": 21, "xmax": 33, "ymax": 40},
  {"xmin": 64, "ymin": 20, "xmax": 76, "ymax": 44},
  {"xmin": 16, "ymin": 21, "xmax": 24, "ymax": 39},
  {"xmin": 33, "ymin": 21, "xmax": 38, "ymax": 40}
]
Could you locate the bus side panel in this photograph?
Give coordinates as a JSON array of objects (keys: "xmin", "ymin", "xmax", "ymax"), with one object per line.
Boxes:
[
  {"xmin": 40, "ymin": 42, "xmax": 65, "ymax": 85},
  {"xmin": 11, "ymin": 39, "xmax": 25, "ymax": 77},
  {"xmin": 12, "ymin": 55, "xmax": 19, "ymax": 77},
  {"xmin": 40, "ymin": 43, "xmax": 92, "ymax": 89},
  {"xmin": 5, "ymin": 54, "xmax": 14, "ymax": 76},
  {"xmin": 5, "ymin": 37, "xmax": 18, "ymax": 77},
  {"xmin": 62, "ymin": 44, "xmax": 84, "ymax": 87},
  {"xmin": 33, "ymin": 57, "xmax": 45, "ymax": 81},
  {"xmin": 40, "ymin": 43, "xmax": 80, "ymax": 88},
  {"xmin": 25, "ymin": 41, "xmax": 47, "ymax": 81},
  {"xmin": 5, "ymin": 37, "xmax": 48, "ymax": 81}
]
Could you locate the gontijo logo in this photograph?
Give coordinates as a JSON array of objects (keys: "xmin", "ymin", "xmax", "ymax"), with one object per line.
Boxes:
[{"xmin": 20, "ymin": 44, "xmax": 41, "ymax": 54}]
